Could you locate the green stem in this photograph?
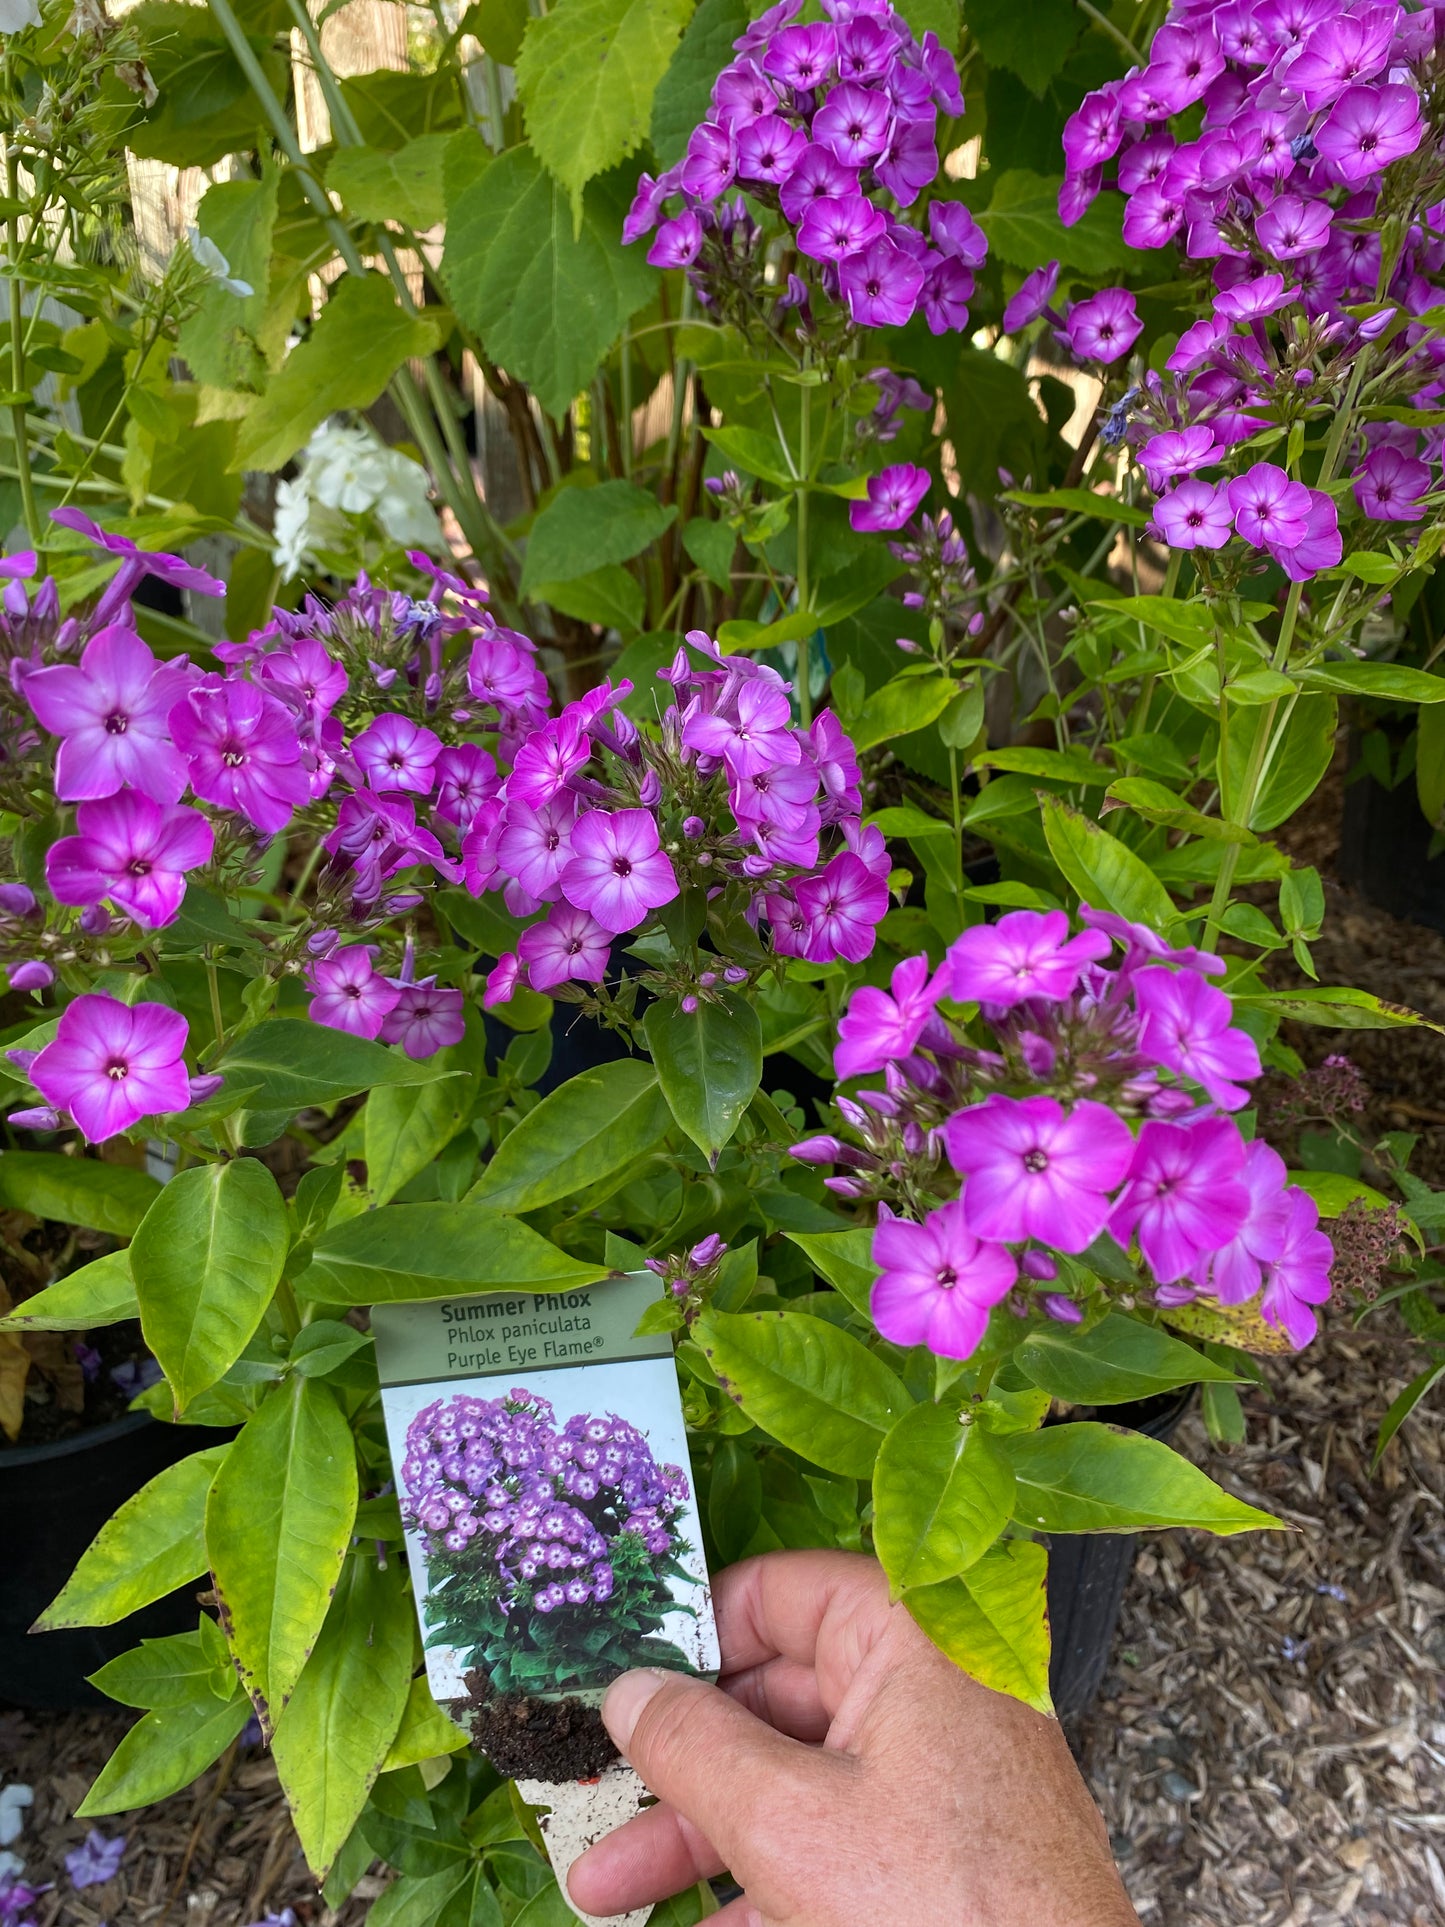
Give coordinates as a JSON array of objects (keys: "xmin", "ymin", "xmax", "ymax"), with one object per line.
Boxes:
[
  {"xmin": 206, "ymin": 957, "xmax": 226, "ymax": 1055},
  {"xmin": 3, "ymin": 118, "xmax": 43, "ymax": 556},
  {"xmin": 795, "ymin": 384, "xmax": 812, "ymax": 730},
  {"xmin": 949, "ymin": 743, "xmax": 963, "ymax": 897},
  {"xmin": 619, "ymin": 329, "xmax": 633, "ymax": 481},
  {"xmin": 1074, "ymin": 0, "xmax": 1146, "ymax": 64}
]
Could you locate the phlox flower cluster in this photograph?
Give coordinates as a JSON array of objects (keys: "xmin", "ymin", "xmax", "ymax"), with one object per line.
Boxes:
[
  {"xmin": 623, "ymin": 0, "xmax": 985, "ymax": 338},
  {"xmin": 400, "ymin": 1389, "xmax": 688, "ymax": 1622},
  {"xmin": 791, "ymin": 907, "xmax": 1334, "ymax": 1356},
  {"xmin": 474, "ymin": 630, "xmax": 884, "ymax": 1007}
]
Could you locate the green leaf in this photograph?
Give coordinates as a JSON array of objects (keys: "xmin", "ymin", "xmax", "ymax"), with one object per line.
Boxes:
[
  {"xmin": 469, "ymin": 1062, "xmax": 670, "ymax": 1213},
  {"xmin": 1290, "ymin": 1171, "xmax": 1392, "ymax": 1215},
  {"xmin": 444, "ymin": 145, "xmax": 656, "ymax": 421},
  {"xmin": 77, "ymin": 1692, "xmax": 251, "ymax": 1817},
  {"xmin": 530, "ymin": 565, "xmax": 644, "ymax": 633},
  {"xmin": 701, "ymin": 425, "xmax": 796, "ymax": 488},
  {"xmin": 1373, "ymin": 1358, "xmax": 1445, "ymax": 1470},
  {"xmin": 681, "ymin": 516, "xmax": 737, "ymax": 590},
  {"xmin": 127, "ymin": 2, "xmax": 285, "ymax": 170},
  {"xmin": 1016, "ymin": 1314, "xmax": 1242, "ymax": 1406},
  {"xmin": 328, "ymin": 135, "xmax": 450, "ymax": 230},
  {"xmin": 1004, "ymin": 1423, "xmax": 1282, "ymax": 1534},
  {"xmin": 521, "ymin": 481, "xmax": 677, "ymax": 592},
  {"xmin": 1235, "ymin": 985, "xmax": 1444, "ymax": 1034},
  {"xmin": 650, "ymin": 0, "xmax": 750, "ymax": 167},
  {"xmin": 0, "ymin": 1250, "xmax": 136, "ymax": 1331},
  {"xmin": 365, "ymin": 1029, "xmax": 481, "ymax": 1209},
  {"xmin": 963, "ymin": 0, "xmax": 1079, "ymax": 96},
  {"xmin": 644, "ymin": 993, "xmax": 761, "ymax": 1162},
  {"xmin": 872, "ymin": 1405, "xmax": 1014, "ymax": 1591},
  {"xmin": 207, "ymin": 1377, "xmax": 359, "ymax": 1725},
  {"xmin": 1297, "ymin": 662, "xmax": 1445, "ymax": 703},
  {"xmin": 694, "ymin": 1308, "xmax": 913, "ymax": 1478},
  {"xmin": 465, "ymin": 0, "xmax": 528, "ymax": 63},
  {"xmin": 783, "ymin": 1228, "xmax": 876, "ymax": 1316},
  {"xmin": 38, "ymin": 1446, "xmax": 228, "ymax": 1630},
  {"xmin": 707, "ymin": 1436, "xmax": 762, "ymax": 1566},
  {"xmin": 0, "ymin": 1151, "xmax": 160, "ymax": 1238},
  {"xmin": 130, "ymin": 1159, "xmax": 289, "ymax": 1410},
  {"xmin": 1038, "ymin": 793, "xmax": 1182, "ymax": 935},
  {"xmin": 981, "ymin": 169, "xmax": 1130, "ymax": 275},
  {"xmin": 369, "ymin": 1868, "xmax": 473, "ymax": 1927},
  {"xmin": 381, "ymin": 1675, "xmax": 470, "ymax": 1770},
  {"xmin": 289, "ymin": 1320, "xmax": 372, "ymax": 1378},
  {"xmin": 1223, "ymin": 695, "xmax": 1336, "ymax": 833},
  {"xmin": 273, "ymin": 1556, "xmax": 414, "ymax": 1878},
  {"xmin": 233, "ymin": 274, "xmax": 444, "ymax": 473},
  {"xmin": 1105, "ymin": 777, "xmax": 1255, "ymax": 844},
  {"xmin": 220, "ymin": 1018, "xmax": 448, "ymax": 1112},
  {"xmin": 89, "ymin": 1625, "xmax": 230, "ymax": 1708},
  {"xmin": 1002, "ymin": 486, "xmax": 1150, "ymax": 529},
  {"xmin": 848, "ymin": 674, "xmax": 957, "ymax": 752},
  {"xmin": 516, "ymin": 0, "xmax": 691, "ymax": 220},
  {"xmin": 1417, "ymin": 702, "xmax": 1445, "ymax": 825},
  {"xmin": 905, "ymin": 1541, "xmax": 1052, "ymax": 1712},
  {"xmin": 297, "ymin": 1202, "xmax": 611, "ymax": 1303},
  {"xmin": 976, "ymin": 745, "xmax": 1110, "ymax": 788}
]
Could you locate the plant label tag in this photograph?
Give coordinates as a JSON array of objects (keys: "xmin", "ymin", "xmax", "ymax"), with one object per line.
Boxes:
[
  {"xmin": 373, "ymin": 1267, "xmax": 719, "ymax": 1727},
  {"xmin": 515, "ymin": 1764, "xmax": 654, "ymax": 1927}
]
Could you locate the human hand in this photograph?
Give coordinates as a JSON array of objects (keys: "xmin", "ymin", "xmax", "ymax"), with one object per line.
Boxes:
[{"xmin": 567, "ymin": 1548, "xmax": 1139, "ymax": 1927}]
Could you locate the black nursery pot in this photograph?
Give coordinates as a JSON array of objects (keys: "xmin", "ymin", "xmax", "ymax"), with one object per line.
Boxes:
[
  {"xmin": 1338, "ymin": 761, "xmax": 1445, "ymax": 934},
  {"xmin": 1045, "ymin": 1387, "xmax": 1194, "ymax": 1725},
  {"xmin": 0, "ymin": 1409, "xmax": 225, "ymax": 1710}
]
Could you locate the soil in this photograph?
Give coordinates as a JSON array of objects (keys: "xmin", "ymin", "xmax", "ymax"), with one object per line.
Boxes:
[
  {"xmin": 0, "ymin": 1320, "xmax": 156, "ymax": 1452},
  {"xmin": 460, "ymin": 1670, "xmax": 618, "ymax": 1781}
]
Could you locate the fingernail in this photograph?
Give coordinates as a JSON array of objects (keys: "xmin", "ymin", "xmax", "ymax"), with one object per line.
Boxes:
[{"xmin": 601, "ymin": 1668, "xmax": 669, "ymax": 1751}]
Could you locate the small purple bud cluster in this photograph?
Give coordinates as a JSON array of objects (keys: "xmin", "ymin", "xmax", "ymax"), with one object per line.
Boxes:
[
  {"xmin": 793, "ymin": 907, "xmax": 1334, "ymax": 1359},
  {"xmin": 645, "ymin": 1232, "xmax": 729, "ymax": 1309},
  {"xmin": 624, "ymin": 0, "xmax": 984, "ymax": 338}
]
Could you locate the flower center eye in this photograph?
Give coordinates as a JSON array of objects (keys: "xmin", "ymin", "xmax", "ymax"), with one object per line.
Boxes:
[
  {"xmin": 222, "ymin": 746, "xmax": 246, "ymax": 768},
  {"xmin": 612, "ymin": 857, "xmax": 633, "ymax": 878},
  {"xmin": 1023, "ymin": 1149, "xmax": 1049, "ymax": 1174},
  {"xmin": 127, "ymin": 858, "xmax": 152, "ymax": 877},
  {"xmin": 105, "ymin": 1057, "xmax": 128, "ymax": 1081},
  {"xmin": 104, "ymin": 710, "xmax": 128, "ymax": 735},
  {"xmin": 935, "ymin": 1266, "xmax": 957, "ymax": 1289}
]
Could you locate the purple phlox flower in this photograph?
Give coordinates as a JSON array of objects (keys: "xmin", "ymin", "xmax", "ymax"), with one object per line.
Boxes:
[
  {"xmin": 170, "ymin": 682, "xmax": 308, "ymax": 835},
  {"xmin": 834, "ymin": 953, "xmax": 945, "ymax": 1078},
  {"xmin": 64, "ymin": 1829, "xmax": 126, "ymax": 1890},
  {"xmin": 31, "ymin": 995, "xmax": 189, "ymax": 1142},
  {"xmin": 24, "ymin": 626, "xmax": 192, "ymax": 805},
  {"xmin": 496, "ymin": 794, "xmax": 578, "ymax": 902},
  {"xmin": 1193, "ymin": 1138, "xmax": 1291, "ymax": 1304},
  {"xmin": 1110, "ymin": 1117, "xmax": 1249, "ymax": 1284},
  {"xmin": 762, "ymin": 20, "xmax": 836, "ymax": 88},
  {"xmin": 1080, "ymin": 905, "xmax": 1223, "ymax": 979},
  {"xmin": 797, "ymin": 193, "xmax": 887, "ymax": 263},
  {"xmin": 466, "ymin": 631, "xmax": 547, "ymax": 721},
  {"xmin": 1117, "ymin": 132, "xmax": 1175, "ymax": 194},
  {"xmin": 1063, "ymin": 85, "xmax": 1123, "ymax": 172},
  {"xmin": 1227, "ymin": 462, "xmax": 1312, "ymax": 549},
  {"xmin": 1058, "ymin": 167, "xmax": 1103, "ymax": 228},
  {"xmin": 1001, "ymin": 261, "xmax": 1060, "ymax": 334},
  {"xmin": 840, "ymin": 816, "xmax": 889, "ymax": 879},
  {"xmin": 919, "ymin": 27, "xmax": 964, "ymax": 114},
  {"xmin": 433, "ymin": 743, "xmax": 498, "ymax": 829},
  {"xmin": 839, "ymin": 234, "xmax": 926, "ymax": 329},
  {"xmin": 1286, "ymin": 8, "xmax": 1396, "ymax": 111},
  {"xmin": 484, "ymin": 952, "xmax": 523, "ymax": 1007},
  {"xmin": 307, "ymin": 946, "xmax": 401, "ymax": 1040},
  {"xmin": 834, "ymin": 12, "xmax": 895, "ymax": 82},
  {"xmin": 812, "ymin": 80, "xmax": 891, "ymax": 168},
  {"xmin": 1121, "ymin": 180, "xmax": 1185, "ymax": 251},
  {"xmin": 1213, "ymin": 272, "xmax": 1295, "ymax": 321},
  {"xmin": 648, "ymin": 211, "xmax": 704, "ymax": 270},
  {"xmin": 1315, "ymin": 83, "xmax": 1422, "ymax": 186},
  {"xmin": 1139, "ymin": 426, "xmax": 1217, "ymax": 490},
  {"xmin": 876, "ymin": 115, "xmax": 939, "ymax": 208},
  {"xmin": 681, "ymin": 122, "xmax": 736, "ymax": 201},
  {"xmin": 1260, "ymin": 1185, "xmax": 1333, "ymax": 1349},
  {"xmin": 730, "ymin": 755, "xmax": 820, "ymax": 832},
  {"xmin": 1167, "ymin": 316, "xmax": 1229, "ymax": 374},
  {"xmin": 850, "ymin": 463, "xmax": 930, "ymax": 534},
  {"xmin": 779, "ymin": 142, "xmax": 859, "ymax": 225},
  {"xmin": 1135, "ymin": 966, "xmax": 1262, "ymax": 1111},
  {"xmin": 380, "ymin": 978, "xmax": 466, "ymax": 1059},
  {"xmin": 870, "ymin": 1201, "xmax": 1016, "ymax": 1361},
  {"xmin": 944, "ymin": 1095, "xmax": 1136, "ymax": 1253},
  {"xmin": 1269, "ymin": 487, "xmax": 1342, "ymax": 580},
  {"xmin": 1216, "ymin": 0, "xmax": 1277, "ymax": 63},
  {"xmin": 928, "ymin": 201, "xmax": 988, "ymax": 268},
  {"xmin": 947, "ymin": 908, "xmax": 1110, "ymax": 1008},
  {"xmin": 807, "ymin": 708, "xmax": 863, "ymax": 817},
  {"xmin": 736, "ymin": 114, "xmax": 809, "ymax": 185},
  {"xmin": 0, "ymin": 550, "xmax": 36, "ymax": 582},
  {"xmin": 255, "ymin": 637, "xmax": 346, "ymax": 728},
  {"xmin": 922, "ymin": 256, "xmax": 974, "ymax": 335},
  {"xmin": 1065, "ymin": 288, "xmax": 1142, "ymax": 364},
  {"xmin": 46, "ymin": 792, "xmax": 214, "ymax": 929},
  {"xmin": 517, "ymin": 903, "xmax": 612, "ymax": 991},
  {"xmin": 1355, "ymin": 444, "xmax": 1431, "ymax": 522},
  {"xmin": 1150, "ymin": 478, "xmax": 1233, "ymax": 552},
  {"xmin": 712, "ymin": 56, "xmax": 780, "ymax": 126},
  {"xmin": 793, "ymin": 851, "xmax": 887, "ymax": 964},
  {"xmin": 561, "ymin": 809, "xmax": 679, "ymax": 932},
  {"xmin": 623, "ymin": 171, "xmax": 668, "ymax": 244},
  {"xmin": 352, "ymin": 713, "xmax": 441, "ymax": 796},
  {"xmin": 1254, "ymin": 192, "xmax": 1332, "ymax": 260},
  {"xmin": 327, "ymin": 789, "xmax": 449, "ymax": 891},
  {"xmin": 7, "ymin": 961, "xmax": 53, "ymax": 993},
  {"xmin": 508, "ymin": 716, "xmax": 592, "ymax": 806},
  {"xmin": 683, "ymin": 675, "xmax": 801, "ymax": 776},
  {"xmin": 50, "ymin": 507, "xmax": 222, "ymax": 627}
]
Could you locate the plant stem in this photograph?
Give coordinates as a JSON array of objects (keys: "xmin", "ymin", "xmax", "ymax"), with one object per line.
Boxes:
[
  {"xmin": 1074, "ymin": 0, "xmax": 1146, "ymax": 64},
  {"xmin": 949, "ymin": 743, "xmax": 964, "ymax": 896},
  {"xmin": 206, "ymin": 957, "xmax": 226, "ymax": 1055},
  {"xmin": 795, "ymin": 381, "xmax": 812, "ymax": 730},
  {"xmin": 3, "ymin": 109, "xmax": 43, "ymax": 557}
]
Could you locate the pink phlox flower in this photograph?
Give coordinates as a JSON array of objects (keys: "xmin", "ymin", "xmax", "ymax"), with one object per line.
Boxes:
[
  {"xmin": 649, "ymin": 211, "xmax": 704, "ymax": 269},
  {"xmin": 1285, "ymin": 9, "xmax": 1393, "ymax": 110},
  {"xmin": 681, "ymin": 122, "xmax": 736, "ymax": 202},
  {"xmin": 792, "ymin": 850, "xmax": 887, "ymax": 963},
  {"xmin": 24, "ymin": 627, "xmax": 193, "ymax": 804},
  {"xmin": 797, "ymin": 193, "xmax": 887, "ymax": 264},
  {"xmin": 762, "ymin": 21, "xmax": 837, "ymax": 89},
  {"xmin": 943, "ymin": 1094, "xmax": 1136, "ymax": 1253},
  {"xmin": 1268, "ymin": 487, "xmax": 1342, "ymax": 580},
  {"xmin": 46, "ymin": 791, "xmax": 213, "ymax": 929},
  {"xmin": 466, "ymin": 631, "xmax": 549, "ymax": 720},
  {"xmin": 433, "ymin": 743, "xmax": 498, "ymax": 829},
  {"xmin": 1140, "ymin": 425, "xmax": 1217, "ymax": 490},
  {"xmin": 1227, "ymin": 462, "xmax": 1312, "ymax": 549},
  {"xmin": 508, "ymin": 715, "xmax": 591, "ymax": 806},
  {"xmin": 1080, "ymin": 904, "xmax": 1225, "ymax": 980},
  {"xmin": 762, "ymin": 888, "xmax": 811, "ymax": 957},
  {"xmin": 839, "ymin": 817, "xmax": 889, "ymax": 877},
  {"xmin": 517, "ymin": 903, "xmax": 612, "ymax": 990},
  {"xmin": 870, "ymin": 1200, "xmax": 1016, "ymax": 1361},
  {"xmin": 839, "ymin": 235, "xmax": 926, "ymax": 329},
  {"xmin": 682, "ymin": 675, "xmax": 801, "ymax": 778},
  {"xmin": 805, "ymin": 709, "xmax": 862, "ymax": 818},
  {"xmin": 849, "ymin": 464, "xmax": 930, "ymax": 533},
  {"xmin": 812, "ymin": 80, "xmax": 891, "ymax": 167},
  {"xmin": 484, "ymin": 952, "xmax": 523, "ymax": 1008},
  {"xmin": 351, "ymin": 713, "xmax": 441, "ymax": 796},
  {"xmin": 779, "ymin": 143, "xmax": 860, "ymax": 226},
  {"xmin": 1193, "ymin": 1138, "xmax": 1291, "ymax": 1304},
  {"xmin": 1064, "ymin": 288, "xmax": 1143, "ymax": 363},
  {"xmin": 919, "ymin": 29, "xmax": 964, "ymax": 115},
  {"xmin": 947, "ymin": 908, "xmax": 1110, "ymax": 1008},
  {"xmin": 460, "ymin": 795, "xmax": 506, "ymax": 895},
  {"xmin": 928, "ymin": 201, "xmax": 988, "ymax": 267},
  {"xmin": 1134, "ymin": 965, "xmax": 1262, "ymax": 1111},
  {"xmin": 1315, "ymin": 83, "xmax": 1422, "ymax": 186},
  {"xmin": 255, "ymin": 638, "xmax": 346, "ymax": 729},
  {"xmin": 307, "ymin": 946, "xmax": 401, "ymax": 1040},
  {"xmin": 834, "ymin": 953, "xmax": 945, "ymax": 1079},
  {"xmin": 1001, "ymin": 261, "xmax": 1060, "ymax": 334},
  {"xmin": 380, "ymin": 978, "xmax": 466, "ymax": 1059},
  {"xmin": 1063, "ymin": 86, "xmax": 1123, "ymax": 172},
  {"xmin": 30, "ymin": 993, "xmax": 190, "ymax": 1141},
  {"xmin": 1213, "ymin": 272, "xmax": 1294, "ymax": 322},
  {"xmin": 1254, "ymin": 192, "xmax": 1333, "ymax": 260},
  {"xmin": 1166, "ymin": 315, "xmax": 1229, "ymax": 373},
  {"xmin": 1354, "ymin": 443, "xmax": 1431, "ymax": 522},
  {"xmin": 1110, "ymin": 1116, "xmax": 1249, "ymax": 1283},
  {"xmin": 1260, "ymin": 1185, "xmax": 1333, "ymax": 1348},
  {"xmin": 729, "ymin": 756, "xmax": 820, "ymax": 832},
  {"xmin": 496, "ymin": 794, "xmax": 579, "ymax": 902},
  {"xmin": 1151, "ymin": 477, "xmax": 1234, "ymax": 551},
  {"xmin": 711, "ymin": 56, "xmax": 780, "ymax": 125},
  {"xmin": 170, "ymin": 681, "xmax": 308, "ymax": 834},
  {"xmin": 735, "ymin": 114, "xmax": 809, "ymax": 185},
  {"xmin": 561, "ymin": 808, "xmax": 679, "ymax": 932},
  {"xmin": 875, "ymin": 115, "xmax": 939, "ymax": 208}
]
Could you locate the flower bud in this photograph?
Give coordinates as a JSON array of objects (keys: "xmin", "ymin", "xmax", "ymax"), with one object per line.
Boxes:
[
  {"xmin": 8, "ymin": 960, "xmax": 54, "ymax": 991},
  {"xmin": 681, "ymin": 994, "xmax": 699, "ymax": 1014},
  {"xmin": 383, "ymin": 892, "xmax": 425, "ymax": 914},
  {"xmin": 723, "ymin": 965, "xmax": 748, "ymax": 984},
  {"xmin": 790, "ymin": 1135, "xmax": 843, "ymax": 1164},
  {"xmin": 0, "ymin": 883, "xmax": 37, "ymax": 919},
  {"xmin": 824, "ymin": 1175, "xmax": 866, "ymax": 1198},
  {"xmin": 5, "ymin": 1047, "xmax": 37, "ymax": 1072},
  {"xmin": 690, "ymin": 1233, "xmax": 725, "ymax": 1267},
  {"xmin": 1042, "ymin": 1293, "xmax": 1083, "ymax": 1324},
  {"xmin": 187, "ymin": 1073, "xmax": 225, "ymax": 1105},
  {"xmin": 699, "ymin": 970, "xmax": 718, "ymax": 987},
  {"xmin": 7, "ymin": 1104, "xmax": 62, "ymax": 1130},
  {"xmin": 638, "ymin": 768, "xmax": 662, "ymax": 807},
  {"xmin": 1021, "ymin": 1250, "xmax": 1058, "ymax": 1282},
  {"xmin": 78, "ymin": 904, "xmax": 113, "ymax": 936},
  {"xmin": 682, "ymin": 815, "xmax": 705, "ymax": 839}
]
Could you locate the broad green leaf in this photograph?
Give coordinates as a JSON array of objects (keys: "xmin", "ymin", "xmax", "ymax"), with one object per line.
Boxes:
[
  {"xmin": 1235, "ymin": 985, "xmax": 1444, "ymax": 1034},
  {"xmin": 849, "ymin": 674, "xmax": 956, "ymax": 752},
  {"xmin": 784, "ymin": 1228, "xmax": 876, "ymax": 1316},
  {"xmin": 0, "ymin": 1151, "xmax": 160, "ymax": 1238},
  {"xmin": 981, "ymin": 168, "xmax": 1129, "ymax": 275},
  {"xmin": 1298, "ymin": 662, "xmax": 1445, "ymax": 703},
  {"xmin": 976, "ymin": 745, "xmax": 1110, "ymax": 788},
  {"xmin": 530, "ymin": 565, "xmax": 644, "ymax": 633},
  {"xmin": 1418, "ymin": 701, "xmax": 1445, "ymax": 825},
  {"xmin": 233, "ymin": 274, "xmax": 444, "ymax": 472},
  {"xmin": 516, "ymin": 0, "xmax": 691, "ymax": 220},
  {"xmin": 1100, "ymin": 594, "xmax": 1214, "ymax": 650},
  {"xmin": 644, "ymin": 993, "xmax": 761, "ymax": 1162},
  {"xmin": 872, "ymin": 1405, "xmax": 1014, "ymax": 1591},
  {"xmin": 964, "ymin": 0, "xmax": 1078, "ymax": 95},
  {"xmin": 131, "ymin": 1159, "xmax": 289, "ymax": 1410},
  {"xmin": 207, "ymin": 1376, "xmax": 359, "ymax": 1725},
  {"xmin": 1105, "ymin": 777, "xmax": 1255, "ymax": 844},
  {"xmin": 1016, "ymin": 1314, "xmax": 1241, "ymax": 1406},
  {"xmin": 126, "ymin": 2, "xmax": 286, "ymax": 170},
  {"xmin": 469, "ymin": 1062, "xmax": 670, "ymax": 1213},
  {"xmin": 1290, "ymin": 1171, "xmax": 1392, "ymax": 1215},
  {"xmin": 274, "ymin": 1557, "xmax": 414, "ymax": 1878},
  {"xmin": 39, "ymin": 1445, "xmax": 228, "ymax": 1630},
  {"xmin": 1039, "ymin": 793, "xmax": 1182, "ymax": 935},
  {"xmin": 466, "ymin": 0, "xmax": 527, "ymax": 62},
  {"xmin": 368, "ymin": 1868, "xmax": 472, "ymax": 1927},
  {"xmin": 896, "ymin": 0, "xmax": 956, "ymax": 48},
  {"xmin": 365, "ymin": 1029, "xmax": 481, "ymax": 1209},
  {"xmin": 90, "ymin": 1626, "xmax": 231, "ymax": 1709},
  {"xmin": 1002, "ymin": 486, "xmax": 1150, "ymax": 529},
  {"xmin": 520, "ymin": 481, "xmax": 677, "ymax": 592},
  {"xmin": 1223, "ymin": 694, "xmax": 1336, "ymax": 833},
  {"xmin": 1004, "ymin": 1423, "xmax": 1281, "ymax": 1534},
  {"xmin": 289, "ymin": 1320, "xmax": 372, "ymax": 1378},
  {"xmin": 328, "ymin": 135, "xmax": 450, "ymax": 230},
  {"xmin": 694, "ymin": 1308, "xmax": 913, "ymax": 1478},
  {"xmin": 701, "ymin": 425, "xmax": 796, "ymax": 488},
  {"xmin": 220, "ymin": 1018, "xmax": 448, "ymax": 1112},
  {"xmin": 297, "ymin": 1202, "xmax": 610, "ymax": 1303},
  {"xmin": 905, "ymin": 1541, "xmax": 1052, "ymax": 1713},
  {"xmin": 681, "ymin": 516, "xmax": 737, "ymax": 590},
  {"xmin": 382, "ymin": 1676, "xmax": 470, "ymax": 1770},
  {"xmin": 0, "ymin": 1250, "xmax": 136, "ymax": 1331},
  {"xmin": 77, "ymin": 1692, "xmax": 251, "ymax": 1817},
  {"xmin": 178, "ymin": 173, "xmax": 278, "ymax": 390},
  {"xmin": 445, "ymin": 145, "xmax": 656, "ymax": 422},
  {"xmin": 707, "ymin": 1436, "xmax": 762, "ymax": 1566},
  {"xmin": 650, "ymin": 0, "xmax": 750, "ymax": 166}
]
